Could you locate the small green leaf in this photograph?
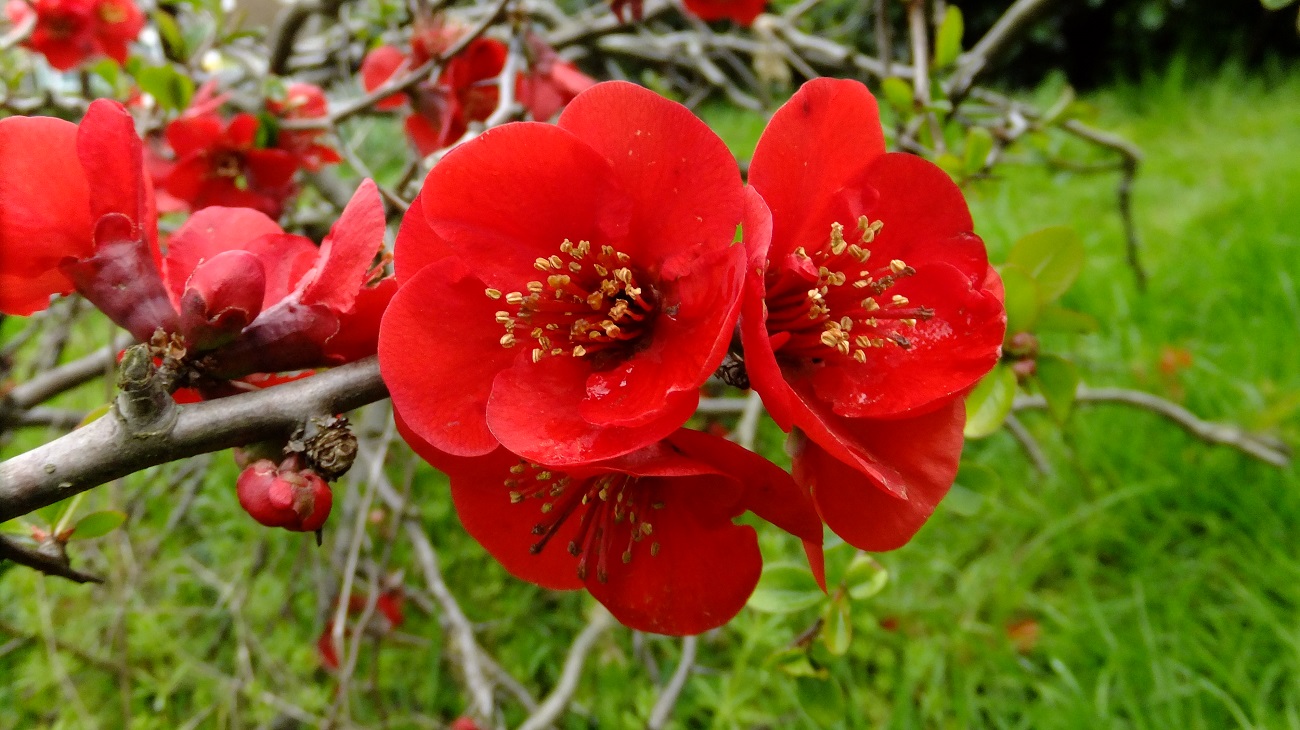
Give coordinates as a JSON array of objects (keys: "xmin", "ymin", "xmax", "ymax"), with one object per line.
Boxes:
[
  {"xmin": 998, "ymin": 263, "xmax": 1042, "ymax": 335},
  {"xmin": 1260, "ymin": 0, "xmax": 1294, "ymax": 10},
  {"xmin": 773, "ymin": 649, "xmax": 826, "ymax": 678},
  {"xmin": 964, "ymin": 365, "xmax": 1017, "ymax": 439},
  {"xmin": 89, "ymin": 59, "xmax": 120, "ymax": 90},
  {"xmin": 964, "ymin": 126, "xmax": 994, "ymax": 175},
  {"xmin": 748, "ymin": 564, "xmax": 825, "ymax": 614},
  {"xmin": 843, "ymin": 553, "xmax": 889, "ymax": 600},
  {"xmin": 1035, "ymin": 354, "xmax": 1079, "ymax": 423},
  {"xmin": 152, "ymin": 11, "xmax": 186, "ymax": 60},
  {"xmin": 932, "ymin": 5, "xmax": 965, "ymax": 69},
  {"xmin": 794, "ymin": 676, "xmax": 845, "ymax": 724},
  {"xmin": 881, "ymin": 77, "xmax": 915, "ymax": 115},
  {"xmin": 78, "ymin": 403, "xmax": 112, "ymax": 428},
  {"xmin": 822, "ymin": 596, "xmax": 852, "ymax": 655},
  {"xmin": 1037, "ymin": 305, "xmax": 1099, "ymax": 334},
  {"xmin": 0, "ymin": 520, "xmax": 31, "ymax": 536},
  {"xmin": 136, "ymin": 65, "xmax": 195, "ymax": 112},
  {"xmin": 67, "ymin": 511, "xmax": 126, "ymax": 541},
  {"xmin": 1007, "ymin": 226, "xmax": 1085, "ymax": 303}
]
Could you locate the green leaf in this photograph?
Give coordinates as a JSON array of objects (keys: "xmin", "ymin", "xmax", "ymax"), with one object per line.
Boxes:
[
  {"xmin": 998, "ymin": 263, "xmax": 1042, "ymax": 335},
  {"xmin": 933, "ymin": 5, "xmax": 965, "ymax": 69},
  {"xmin": 935, "ymin": 152, "xmax": 964, "ymax": 181},
  {"xmin": 843, "ymin": 553, "xmax": 889, "ymax": 600},
  {"xmin": 794, "ymin": 676, "xmax": 845, "ymax": 725},
  {"xmin": 1007, "ymin": 226, "xmax": 1086, "ymax": 303},
  {"xmin": 822, "ymin": 596, "xmax": 852, "ymax": 655},
  {"xmin": 0, "ymin": 520, "xmax": 31, "ymax": 536},
  {"xmin": 88, "ymin": 59, "xmax": 120, "ymax": 90},
  {"xmin": 1260, "ymin": 0, "xmax": 1294, "ymax": 10},
  {"xmin": 773, "ymin": 649, "xmax": 826, "ymax": 678},
  {"xmin": 943, "ymin": 484, "xmax": 984, "ymax": 517},
  {"xmin": 964, "ymin": 126, "xmax": 994, "ymax": 175},
  {"xmin": 955, "ymin": 462, "xmax": 1001, "ymax": 492},
  {"xmin": 964, "ymin": 365, "xmax": 1017, "ymax": 439},
  {"xmin": 1035, "ymin": 354, "xmax": 1079, "ymax": 423},
  {"xmin": 136, "ymin": 65, "xmax": 195, "ymax": 112},
  {"xmin": 152, "ymin": 11, "xmax": 186, "ymax": 60},
  {"xmin": 1037, "ymin": 305, "xmax": 1099, "ymax": 334},
  {"xmin": 748, "ymin": 564, "xmax": 825, "ymax": 614},
  {"xmin": 67, "ymin": 511, "xmax": 126, "ymax": 541},
  {"xmin": 881, "ymin": 77, "xmax": 915, "ymax": 115}
]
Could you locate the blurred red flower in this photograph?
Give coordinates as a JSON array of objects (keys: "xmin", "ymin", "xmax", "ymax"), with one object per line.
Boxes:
[
  {"xmin": 515, "ymin": 34, "xmax": 596, "ymax": 121},
  {"xmin": 5, "ymin": 0, "xmax": 143, "ymax": 71},
  {"xmin": 381, "ymin": 81, "xmax": 748, "ymax": 466},
  {"xmin": 683, "ymin": 0, "xmax": 766, "ymax": 25},
  {"xmin": 160, "ymin": 111, "xmax": 299, "ymax": 218},
  {"xmin": 401, "ymin": 419, "xmax": 823, "ymax": 636},
  {"xmin": 741, "ymin": 78, "xmax": 1006, "ymax": 551},
  {"xmin": 266, "ymin": 82, "xmax": 342, "ymax": 172}
]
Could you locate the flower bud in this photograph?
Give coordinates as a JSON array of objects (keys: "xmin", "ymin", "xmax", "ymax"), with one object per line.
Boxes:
[
  {"xmin": 179, "ymin": 250, "xmax": 266, "ymax": 351},
  {"xmin": 236, "ymin": 458, "xmax": 333, "ymax": 532}
]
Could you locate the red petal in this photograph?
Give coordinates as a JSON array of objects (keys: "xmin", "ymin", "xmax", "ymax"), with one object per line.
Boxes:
[
  {"xmin": 178, "ymin": 249, "xmax": 266, "ymax": 351},
  {"xmin": 416, "ymin": 121, "xmax": 632, "ymax": 292},
  {"xmin": 403, "ymin": 113, "xmax": 446, "ymax": 156},
  {"xmin": 323, "ymin": 277, "xmax": 398, "ymax": 363},
  {"xmin": 410, "ymin": 431, "xmax": 585, "ymax": 592},
  {"xmin": 585, "ymin": 475, "xmax": 762, "ymax": 635},
  {"xmin": 749, "ymin": 78, "xmax": 886, "ymax": 264},
  {"xmin": 379, "ymin": 259, "xmax": 515, "ymax": 456},
  {"xmin": 393, "ymin": 194, "xmax": 455, "ymax": 284},
  {"xmin": 163, "ymin": 207, "xmax": 285, "ymax": 306},
  {"xmin": 579, "ymin": 242, "xmax": 744, "ymax": 427},
  {"xmin": 557, "ymin": 81, "xmax": 744, "ymax": 280},
  {"xmin": 791, "ymin": 399, "xmax": 965, "ymax": 551},
  {"xmin": 243, "ymin": 148, "xmax": 300, "ymax": 190},
  {"xmin": 682, "ymin": 0, "xmax": 766, "ymax": 24},
  {"xmin": 165, "ymin": 115, "xmax": 223, "ymax": 159},
  {"xmin": 225, "ymin": 113, "xmax": 260, "ymax": 149},
  {"xmin": 300, "ymin": 179, "xmax": 385, "ymax": 313},
  {"xmin": 0, "ymin": 116, "xmax": 92, "ymax": 282},
  {"xmin": 809, "ymin": 264, "xmax": 1006, "ymax": 418},
  {"xmin": 487, "ymin": 355, "xmax": 698, "ymax": 466},
  {"xmin": 77, "ymin": 100, "xmax": 150, "ymax": 239},
  {"xmin": 360, "ymin": 46, "xmax": 411, "ymax": 111},
  {"xmin": 0, "ymin": 269, "xmax": 74, "ymax": 316}
]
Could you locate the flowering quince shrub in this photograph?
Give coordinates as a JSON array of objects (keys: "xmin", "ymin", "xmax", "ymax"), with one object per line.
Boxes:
[
  {"xmin": 378, "ymin": 78, "xmax": 1002, "ymax": 633},
  {"xmin": 5, "ymin": 0, "xmax": 143, "ymax": 70}
]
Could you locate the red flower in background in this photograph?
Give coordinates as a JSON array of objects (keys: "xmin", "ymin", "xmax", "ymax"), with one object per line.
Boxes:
[
  {"xmin": 5, "ymin": 0, "xmax": 143, "ymax": 71},
  {"xmin": 266, "ymin": 82, "xmax": 342, "ymax": 172},
  {"xmin": 741, "ymin": 78, "xmax": 1005, "ymax": 551},
  {"xmin": 401, "ymin": 420, "xmax": 823, "ymax": 636},
  {"xmin": 516, "ymin": 34, "xmax": 596, "ymax": 122},
  {"xmin": 360, "ymin": 24, "xmax": 506, "ymax": 155},
  {"xmin": 160, "ymin": 111, "xmax": 299, "ymax": 218},
  {"xmin": 683, "ymin": 0, "xmax": 766, "ymax": 25},
  {"xmin": 381, "ymin": 81, "xmax": 749, "ymax": 466},
  {"xmin": 317, "ymin": 588, "xmax": 406, "ymax": 670}
]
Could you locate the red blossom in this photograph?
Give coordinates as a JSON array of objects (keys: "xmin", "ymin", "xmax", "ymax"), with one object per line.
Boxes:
[
  {"xmin": 317, "ymin": 587, "xmax": 405, "ymax": 670},
  {"xmin": 400, "ymin": 416, "xmax": 824, "ymax": 636},
  {"xmin": 360, "ymin": 33, "xmax": 506, "ymax": 155},
  {"xmin": 5, "ymin": 0, "xmax": 143, "ymax": 71},
  {"xmin": 381, "ymin": 81, "xmax": 748, "ymax": 466},
  {"xmin": 741, "ymin": 78, "xmax": 1006, "ymax": 551},
  {"xmin": 160, "ymin": 111, "xmax": 299, "ymax": 218},
  {"xmin": 266, "ymin": 82, "xmax": 342, "ymax": 172},
  {"xmin": 237, "ymin": 457, "xmax": 333, "ymax": 531},
  {"xmin": 682, "ymin": 0, "xmax": 766, "ymax": 25},
  {"xmin": 516, "ymin": 35, "xmax": 597, "ymax": 122}
]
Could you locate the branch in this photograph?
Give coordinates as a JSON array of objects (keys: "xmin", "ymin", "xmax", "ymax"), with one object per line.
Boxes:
[
  {"xmin": 2, "ymin": 343, "xmax": 119, "ymax": 411},
  {"xmin": 0, "ymin": 11, "xmax": 35, "ymax": 52},
  {"xmin": 646, "ymin": 636, "xmax": 697, "ymax": 730},
  {"xmin": 516, "ymin": 607, "xmax": 617, "ymax": 730},
  {"xmin": 0, "ymin": 534, "xmax": 104, "ymax": 584},
  {"xmin": 267, "ymin": 0, "xmax": 348, "ymax": 76},
  {"xmin": 946, "ymin": 0, "xmax": 1066, "ymax": 99},
  {"xmin": 0, "ymin": 356, "xmax": 388, "ymax": 523},
  {"xmin": 1013, "ymin": 386, "xmax": 1291, "ymax": 467}
]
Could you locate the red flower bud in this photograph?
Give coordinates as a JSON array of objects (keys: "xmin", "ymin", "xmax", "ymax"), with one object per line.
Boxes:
[
  {"xmin": 236, "ymin": 459, "xmax": 333, "ymax": 532},
  {"xmin": 1005, "ymin": 331, "xmax": 1040, "ymax": 359},
  {"xmin": 178, "ymin": 249, "xmax": 266, "ymax": 351}
]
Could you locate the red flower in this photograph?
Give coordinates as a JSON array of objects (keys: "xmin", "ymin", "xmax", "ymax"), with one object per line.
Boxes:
[
  {"xmin": 401, "ymin": 418, "xmax": 824, "ymax": 635},
  {"xmin": 237, "ymin": 457, "xmax": 333, "ymax": 531},
  {"xmin": 360, "ymin": 33, "xmax": 506, "ymax": 155},
  {"xmin": 5, "ymin": 0, "xmax": 143, "ymax": 71},
  {"xmin": 381, "ymin": 81, "xmax": 749, "ymax": 466},
  {"xmin": 741, "ymin": 79, "xmax": 1005, "ymax": 551},
  {"xmin": 317, "ymin": 587, "xmax": 405, "ymax": 669},
  {"xmin": 160, "ymin": 111, "xmax": 299, "ymax": 218},
  {"xmin": 161, "ymin": 181, "xmax": 394, "ymax": 377},
  {"xmin": 516, "ymin": 35, "xmax": 596, "ymax": 122},
  {"xmin": 682, "ymin": 0, "xmax": 766, "ymax": 25},
  {"xmin": 266, "ymin": 82, "xmax": 342, "ymax": 172}
]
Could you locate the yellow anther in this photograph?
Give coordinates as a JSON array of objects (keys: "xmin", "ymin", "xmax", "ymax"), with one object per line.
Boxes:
[
  {"xmin": 505, "ymin": 292, "xmax": 524, "ymax": 304},
  {"xmin": 500, "ymin": 333, "xmax": 516, "ymax": 348},
  {"xmin": 568, "ymin": 261, "xmax": 582, "ymax": 273},
  {"xmin": 548, "ymin": 255, "xmax": 564, "ymax": 268},
  {"xmin": 534, "ymin": 257, "xmax": 552, "ymax": 271},
  {"xmin": 862, "ymin": 297, "xmax": 880, "ymax": 311},
  {"xmin": 889, "ymin": 259, "xmax": 908, "ymax": 274},
  {"xmin": 853, "ymin": 350, "xmax": 867, "ymax": 363},
  {"xmin": 572, "ymin": 345, "xmax": 587, "ymax": 357},
  {"xmin": 830, "ymin": 222, "xmax": 848, "ymax": 256},
  {"xmin": 892, "ymin": 294, "xmax": 909, "ymax": 305},
  {"xmin": 485, "ymin": 288, "xmax": 502, "ymax": 299}
]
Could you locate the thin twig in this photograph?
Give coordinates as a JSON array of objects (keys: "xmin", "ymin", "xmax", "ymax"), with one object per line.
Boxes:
[
  {"xmin": 0, "ymin": 534, "xmax": 104, "ymax": 583},
  {"xmin": 647, "ymin": 636, "xmax": 697, "ymax": 730},
  {"xmin": 0, "ymin": 11, "xmax": 35, "ymax": 51},
  {"xmin": 1003, "ymin": 413, "xmax": 1053, "ymax": 476},
  {"xmin": 516, "ymin": 607, "xmax": 617, "ymax": 730}
]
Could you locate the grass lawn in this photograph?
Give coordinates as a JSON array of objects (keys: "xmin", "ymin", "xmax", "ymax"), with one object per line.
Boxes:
[{"xmin": 2, "ymin": 61, "xmax": 1298, "ymax": 729}]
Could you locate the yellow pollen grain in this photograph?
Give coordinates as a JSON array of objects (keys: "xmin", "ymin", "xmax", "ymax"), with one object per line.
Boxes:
[
  {"xmin": 534, "ymin": 257, "xmax": 552, "ymax": 271},
  {"xmin": 572, "ymin": 345, "xmax": 587, "ymax": 357},
  {"xmin": 651, "ymin": 542, "xmax": 661, "ymax": 556},
  {"xmin": 889, "ymin": 259, "xmax": 908, "ymax": 273},
  {"xmin": 902, "ymin": 318, "xmax": 917, "ymax": 327},
  {"xmin": 505, "ymin": 292, "xmax": 524, "ymax": 304},
  {"xmin": 500, "ymin": 333, "xmax": 516, "ymax": 348},
  {"xmin": 892, "ymin": 294, "xmax": 909, "ymax": 305},
  {"xmin": 853, "ymin": 350, "xmax": 867, "ymax": 363},
  {"xmin": 547, "ymin": 274, "xmax": 570, "ymax": 289},
  {"xmin": 510, "ymin": 464, "xmax": 526, "ymax": 474},
  {"xmin": 601, "ymin": 245, "xmax": 616, "ymax": 257},
  {"xmin": 485, "ymin": 288, "xmax": 502, "ymax": 299},
  {"xmin": 862, "ymin": 297, "xmax": 880, "ymax": 311},
  {"xmin": 840, "ymin": 316, "xmax": 854, "ymax": 330},
  {"xmin": 853, "ymin": 280, "xmax": 869, "ymax": 289},
  {"xmin": 527, "ymin": 281, "xmax": 544, "ymax": 293},
  {"xmin": 548, "ymin": 255, "xmax": 564, "ymax": 268},
  {"xmin": 531, "ymin": 350, "xmax": 543, "ymax": 363},
  {"xmin": 593, "ymin": 264, "xmax": 608, "ymax": 276},
  {"xmin": 794, "ymin": 246, "xmax": 809, "ymax": 259},
  {"xmin": 495, "ymin": 311, "xmax": 511, "ymax": 323},
  {"xmin": 617, "ymin": 252, "xmax": 631, "ymax": 263},
  {"xmin": 568, "ymin": 262, "xmax": 582, "ymax": 273},
  {"xmin": 849, "ymin": 244, "xmax": 870, "ymax": 263}
]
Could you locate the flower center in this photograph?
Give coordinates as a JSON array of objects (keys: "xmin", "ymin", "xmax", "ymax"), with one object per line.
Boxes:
[
  {"xmin": 96, "ymin": 2, "xmax": 127, "ymax": 24},
  {"xmin": 212, "ymin": 152, "xmax": 243, "ymax": 178},
  {"xmin": 766, "ymin": 217, "xmax": 934, "ymax": 364},
  {"xmin": 505, "ymin": 461, "xmax": 662, "ymax": 583},
  {"xmin": 486, "ymin": 239, "xmax": 655, "ymax": 364}
]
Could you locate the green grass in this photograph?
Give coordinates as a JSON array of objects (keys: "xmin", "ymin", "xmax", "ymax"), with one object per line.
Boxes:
[{"xmin": 2, "ymin": 62, "xmax": 1299, "ymax": 728}]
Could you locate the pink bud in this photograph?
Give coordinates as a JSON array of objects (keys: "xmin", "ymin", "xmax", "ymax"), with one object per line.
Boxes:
[
  {"xmin": 236, "ymin": 458, "xmax": 333, "ymax": 532},
  {"xmin": 179, "ymin": 250, "xmax": 266, "ymax": 351}
]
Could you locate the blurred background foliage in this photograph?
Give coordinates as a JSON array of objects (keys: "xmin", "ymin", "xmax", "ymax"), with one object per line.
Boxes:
[{"xmin": 2, "ymin": 0, "xmax": 1300, "ymax": 726}]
